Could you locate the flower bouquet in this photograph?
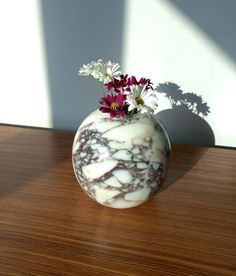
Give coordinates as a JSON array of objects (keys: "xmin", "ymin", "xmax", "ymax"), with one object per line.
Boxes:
[
  {"xmin": 79, "ymin": 59, "xmax": 158, "ymax": 118},
  {"xmin": 72, "ymin": 59, "xmax": 171, "ymax": 208}
]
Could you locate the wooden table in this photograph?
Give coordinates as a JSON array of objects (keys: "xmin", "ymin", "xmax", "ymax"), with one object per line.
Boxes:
[{"xmin": 0, "ymin": 125, "xmax": 235, "ymax": 275}]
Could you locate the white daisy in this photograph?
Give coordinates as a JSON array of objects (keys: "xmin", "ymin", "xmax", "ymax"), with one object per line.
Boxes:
[
  {"xmin": 79, "ymin": 59, "xmax": 122, "ymax": 84},
  {"xmin": 98, "ymin": 61, "xmax": 122, "ymax": 83},
  {"xmin": 78, "ymin": 59, "xmax": 103, "ymax": 77},
  {"xmin": 126, "ymin": 84, "xmax": 158, "ymax": 114}
]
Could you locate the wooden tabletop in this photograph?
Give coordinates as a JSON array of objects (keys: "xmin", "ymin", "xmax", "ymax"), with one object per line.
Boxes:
[{"xmin": 0, "ymin": 125, "xmax": 235, "ymax": 275}]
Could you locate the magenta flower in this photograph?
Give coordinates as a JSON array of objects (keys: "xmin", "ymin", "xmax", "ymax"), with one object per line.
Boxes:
[
  {"xmin": 127, "ymin": 76, "xmax": 138, "ymax": 86},
  {"xmin": 139, "ymin": 77, "xmax": 153, "ymax": 89},
  {"xmin": 99, "ymin": 93, "xmax": 127, "ymax": 118},
  {"xmin": 105, "ymin": 74, "xmax": 129, "ymax": 92},
  {"xmin": 127, "ymin": 76, "xmax": 153, "ymax": 90}
]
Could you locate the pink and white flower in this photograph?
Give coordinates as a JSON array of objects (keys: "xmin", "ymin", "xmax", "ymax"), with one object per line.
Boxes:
[{"xmin": 79, "ymin": 59, "xmax": 159, "ymax": 118}]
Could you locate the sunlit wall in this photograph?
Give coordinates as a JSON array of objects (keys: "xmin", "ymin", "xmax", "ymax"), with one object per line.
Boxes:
[{"xmin": 0, "ymin": 0, "xmax": 52, "ymax": 128}]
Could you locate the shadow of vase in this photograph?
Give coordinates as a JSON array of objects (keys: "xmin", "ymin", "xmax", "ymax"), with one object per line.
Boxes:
[
  {"xmin": 158, "ymin": 144, "xmax": 208, "ymax": 193},
  {"xmin": 156, "ymin": 106, "xmax": 215, "ymax": 147},
  {"xmin": 155, "ymin": 106, "xmax": 215, "ymax": 193}
]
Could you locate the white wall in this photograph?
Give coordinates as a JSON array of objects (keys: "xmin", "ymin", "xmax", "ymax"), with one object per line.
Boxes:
[
  {"xmin": 0, "ymin": 0, "xmax": 52, "ymax": 128},
  {"xmin": 0, "ymin": 0, "xmax": 235, "ymax": 147}
]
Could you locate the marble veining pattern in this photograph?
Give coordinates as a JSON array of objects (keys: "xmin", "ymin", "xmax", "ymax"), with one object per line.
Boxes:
[{"xmin": 72, "ymin": 110, "xmax": 171, "ymax": 208}]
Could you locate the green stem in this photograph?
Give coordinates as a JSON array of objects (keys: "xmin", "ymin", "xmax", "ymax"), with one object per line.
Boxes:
[{"xmin": 97, "ymin": 80, "xmax": 106, "ymax": 97}]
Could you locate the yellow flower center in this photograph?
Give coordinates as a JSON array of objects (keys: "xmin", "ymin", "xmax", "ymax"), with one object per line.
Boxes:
[
  {"xmin": 105, "ymin": 71, "xmax": 113, "ymax": 78},
  {"xmin": 135, "ymin": 96, "xmax": 144, "ymax": 105},
  {"xmin": 110, "ymin": 102, "xmax": 119, "ymax": 109}
]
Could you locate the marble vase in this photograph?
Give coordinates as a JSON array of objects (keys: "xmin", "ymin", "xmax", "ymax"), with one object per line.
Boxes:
[{"xmin": 72, "ymin": 110, "xmax": 171, "ymax": 208}]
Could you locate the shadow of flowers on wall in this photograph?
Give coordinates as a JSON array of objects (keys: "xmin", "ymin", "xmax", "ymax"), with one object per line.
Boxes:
[{"xmin": 156, "ymin": 82, "xmax": 215, "ymax": 146}]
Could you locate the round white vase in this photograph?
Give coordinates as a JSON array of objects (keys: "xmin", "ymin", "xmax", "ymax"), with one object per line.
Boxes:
[{"xmin": 72, "ymin": 110, "xmax": 171, "ymax": 208}]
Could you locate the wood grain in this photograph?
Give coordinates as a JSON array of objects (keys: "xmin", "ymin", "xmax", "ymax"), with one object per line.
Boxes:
[{"xmin": 0, "ymin": 124, "xmax": 235, "ymax": 275}]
